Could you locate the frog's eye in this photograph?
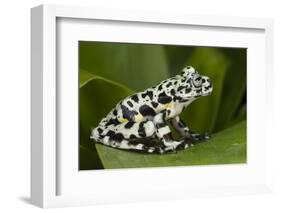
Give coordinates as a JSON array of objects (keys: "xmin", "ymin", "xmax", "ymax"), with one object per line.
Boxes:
[{"xmin": 193, "ymin": 75, "xmax": 202, "ymax": 87}]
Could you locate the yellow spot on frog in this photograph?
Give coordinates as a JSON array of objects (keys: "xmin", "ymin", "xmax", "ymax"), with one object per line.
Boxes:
[
  {"xmin": 165, "ymin": 102, "xmax": 173, "ymax": 109},
  {"xmin": 119, "ymin": 118, "xmax": 128, "ymax": 123},
  {"xmin": 135, "ymin": 114, "xmax": 144, "ymax": 122}
]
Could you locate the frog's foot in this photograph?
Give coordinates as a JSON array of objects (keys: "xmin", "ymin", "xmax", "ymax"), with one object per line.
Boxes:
[
  {"xmin": 151, "ymin": 139, "xmax": 191, "ymax": 154},
  {"xmin": 131, "ymin": 139, "xmax": 187, "ymax": 154},
  {"xmin": 181, "ymin": 132, "xmax": 211, "ymax": 149},
  {"xmin": 96, "ymin": 137, "xmax": 150, "ymax": 152},
  {"xmin": 143, "ymin": 144, "xmax": 178, "ymax": 154},
  {"xmin": 175, "ymin": 140, "xmax": 192, "ymax": 151},
  {"xmin": 187, "ymin": 132, "xmax": 211, "ymax": 142}
]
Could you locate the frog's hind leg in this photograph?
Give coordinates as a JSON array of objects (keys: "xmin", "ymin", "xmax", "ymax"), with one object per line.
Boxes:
[
  {"xmin": 91, "ymin": 131, "xmax": 178, "ymax": 154},
  {"xmin": 96, "ymin": 137, "xmax": 166, "ymax": 154},
  {"xmin": 91, "ymin": 120, "xmax": 162, "ymax": 153}
]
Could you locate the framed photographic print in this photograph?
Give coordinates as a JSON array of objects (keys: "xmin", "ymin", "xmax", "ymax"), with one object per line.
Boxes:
[
  {"xmin": 31, "ymin": 4, "xmax": 274, "ymax": 208},
  {"xmin": 78, "ymin": 41, "xmax": 247, "ymax": 170}
]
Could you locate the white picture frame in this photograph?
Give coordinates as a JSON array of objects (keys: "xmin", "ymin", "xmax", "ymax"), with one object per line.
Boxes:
[{"xmin": 31, "ymin": 4, "xmax": 274, "ymax": 208}]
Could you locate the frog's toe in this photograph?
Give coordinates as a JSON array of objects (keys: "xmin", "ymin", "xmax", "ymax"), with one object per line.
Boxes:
[
  {"xmin": 176, "ymin": 142, "xmax": 188, "ymax": 150},
  {"xmin": 203, "ymin": 133, "xmax": 211, "ymax": 140},
  {"xmin": 189, "ymin": 133, "xmax": 211, "ymax": 141}
]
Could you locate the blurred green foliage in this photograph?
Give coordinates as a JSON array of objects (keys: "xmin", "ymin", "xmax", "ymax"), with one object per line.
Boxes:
[{"xmin": 79, "ymin": 41, "xmax": 247, "ymax": 170}]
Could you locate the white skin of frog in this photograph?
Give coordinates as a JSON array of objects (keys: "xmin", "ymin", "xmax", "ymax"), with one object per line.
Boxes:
[{"xmin": 91, "ymin": 66, "xmax": 213, "ymax": 153}]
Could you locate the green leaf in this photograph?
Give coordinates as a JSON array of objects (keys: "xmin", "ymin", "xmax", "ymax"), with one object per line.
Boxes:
[
  {"xmin": 79, "ymin": 42, "xmax": 169, "ymax": 91},
  {"xmin": 226, "ymin": 105, "xmax": 246, "ymax": 129},
  {"xmin": 214, "ymin": 49, "xmax": 247, "ymax": 131},
  {"xmin": 79, "ymin": 74, "xmax": 134, "ymax": 168},
  {"xmin": 80, "ymin": 69, "xmax": 96, "ymax": 87},
  {"xmin": 165, "ymin": 45, "xmax": 195, "ymax": 76},
  {"xmin": 79, "ymin": 73, "xmax": 133, "ymax": 133},
  {"xmin": 181, "ymin": 47, "xmax": 230, "ymax": 133},
  {"xmin": 79, "ymin": 145, "xmax": 103, "ymax": 170},
  {"xmin": 93, "ymin": 121, "xmax": 246, "ymax": 169},
  {"xmin": 79, "ymin": 72, "xmax": 133, "ymax": 127}
]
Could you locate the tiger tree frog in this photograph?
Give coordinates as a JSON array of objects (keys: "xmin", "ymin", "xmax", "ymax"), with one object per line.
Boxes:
[{"xmin": 90, "ymin": 66, "xmax": 213, "ymax": 154}]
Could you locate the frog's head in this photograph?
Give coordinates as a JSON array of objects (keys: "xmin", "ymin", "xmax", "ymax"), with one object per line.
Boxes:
[{"xmin": 176, "ymin": 66, "xmax": 213, "ymax": 101}]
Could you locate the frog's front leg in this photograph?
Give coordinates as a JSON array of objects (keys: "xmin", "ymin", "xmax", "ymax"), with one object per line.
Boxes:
[
  {"xmin": 170, "ymin": 116, "xmax": 210, "ymax": 143},
  {"xmin": 153, "ymin": 112, "xmax": 187, "ymax": 153}
]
